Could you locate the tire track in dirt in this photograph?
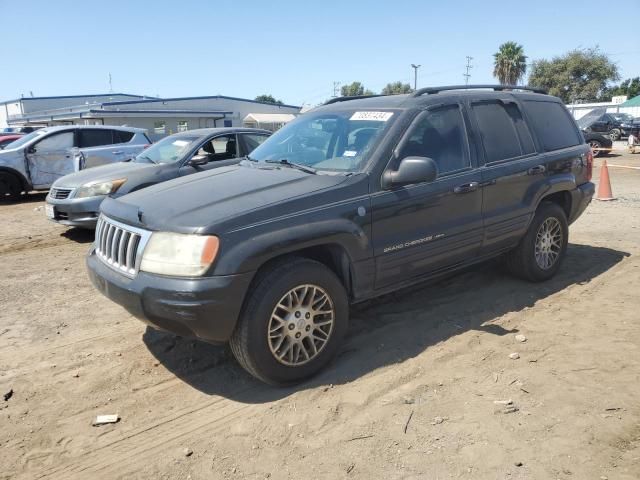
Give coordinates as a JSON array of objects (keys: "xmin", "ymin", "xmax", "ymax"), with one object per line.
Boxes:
[{"xmin": 31, "ymin": 387, "xmax": 261, "ymax": 479}]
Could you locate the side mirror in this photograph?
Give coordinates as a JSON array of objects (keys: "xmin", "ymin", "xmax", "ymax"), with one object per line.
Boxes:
[
  {"xmin": 382, "ymin": 156, "xmax": 438, "ymax": 189},
  {"xmin": 189, "ymin": 154, "xmax": 209, "ymax": 166},
  {"xmin": 27, "ymin": 145, "xmax": 36, "ymax": 154}
]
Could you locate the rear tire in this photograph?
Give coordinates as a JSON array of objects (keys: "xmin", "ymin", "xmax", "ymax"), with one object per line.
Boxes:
[
  {"xmin": 230, "ymin": 257, "xmax": 348, "ymax": 385},
  {"xmin": 0, "ymin": 172, "xmax": 22, "ymax": 201},
  {"xmin": 506, "ymin": 202, "xmax": 568, "ymax": 282}
]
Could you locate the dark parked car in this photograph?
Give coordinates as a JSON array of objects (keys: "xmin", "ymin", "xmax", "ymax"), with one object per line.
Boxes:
[
  {"xmin": 46, "ymin": 127, "xmax": 271, "ymax": 228},
  {"xmin": 582, "ymin": 130, "xmax": 613, "ymax": 158},
  {"xmin": 577, "ymin": 109, "xmax": 630, "ymax": 140},
  {"xmin": 87, "ymin": 85, "xmax": 594, "ymax": 385}
]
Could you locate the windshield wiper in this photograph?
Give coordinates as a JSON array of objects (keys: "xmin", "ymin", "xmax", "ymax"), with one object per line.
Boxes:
[
  {"xmin": 265, "ymin": 158, "xmax": 317, "ymax": 174},
  {"xmin": 244, "ymin": 154, "xmax": 258, "ymax": 162}
]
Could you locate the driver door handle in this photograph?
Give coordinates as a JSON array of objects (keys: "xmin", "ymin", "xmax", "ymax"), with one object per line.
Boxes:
[
  {"xmin": 527, "ymin": 165, "xmax": 546, "ymax": 175},
  {"xmin": 112, "ymin": 151, "xmax": 124, "ymax": 155},
  {"xmin": 454, "ymin": 182, "xmax": 479, "ymax": 194}
]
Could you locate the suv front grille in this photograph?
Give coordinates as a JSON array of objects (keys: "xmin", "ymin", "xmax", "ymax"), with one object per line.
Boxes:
[
  {"xmin": 50, "ymin": 188, "xmax": 73, "ymax": 199},
  {"xmin": 94, "ymin": 215, "xmax": 150, "ymax": 277}
]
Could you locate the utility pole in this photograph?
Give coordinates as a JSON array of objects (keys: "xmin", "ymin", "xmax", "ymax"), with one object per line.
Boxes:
[
  {"xmin": 411, "ymin": 64, "xmax": 421, "ymax": 90},
  {"xmin": 108, "ymin": 73, "xmax": 113, "ymax": 93},
  {"xmin": 332, "ymin": 81, "xmax": 341, "ymax": 97},
  {"xmin": 463, "ymin": 56, "xmax": 473, "ymax": 86}
]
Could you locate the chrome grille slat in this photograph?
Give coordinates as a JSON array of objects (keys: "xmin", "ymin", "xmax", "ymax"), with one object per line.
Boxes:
[
  {"xmin": 50, "ymin": 188, "xmax": 73, "ymax": 200},
  {"xmin": 94, "ymin": 215, "xmax": 150, "ymax": 277}
]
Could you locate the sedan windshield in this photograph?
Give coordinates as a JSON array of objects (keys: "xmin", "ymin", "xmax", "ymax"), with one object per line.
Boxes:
[
  {"xmin": 248, "ymin": 110, "xmax": 396, "ymax": 172},
  {"xmin": 134, "ymin": 135, "xmax": 200, "ymax": 164}
]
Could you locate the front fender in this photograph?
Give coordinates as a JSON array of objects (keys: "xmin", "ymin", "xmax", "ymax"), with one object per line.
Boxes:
[{"xmin": 212, "ymin": 218, "xmax": 371, "ymax": 276}]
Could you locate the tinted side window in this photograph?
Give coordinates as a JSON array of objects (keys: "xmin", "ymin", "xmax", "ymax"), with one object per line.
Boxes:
[
  {"xmin": 399, "ymin": 105, "xmax": 470, "ymax": 175},
  {"xmin": 522, "ymin": 101, "xmax": 581, "ymax": 151},
  {"xmin": 472, "ymin": 101, "xmax": 535, "ymax": 163},
  {"xmin": 113, "ymin": 130, "xmax": 134, "ymax": 144},
  {"xmin": 79, "ymin": 129, "xmax": 113, "ymax": 148}
]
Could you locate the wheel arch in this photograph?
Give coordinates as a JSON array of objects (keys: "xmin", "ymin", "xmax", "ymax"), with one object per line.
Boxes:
[{"xmin": 0, "ymin": 166, "xmax": 30, "ymax": 192}]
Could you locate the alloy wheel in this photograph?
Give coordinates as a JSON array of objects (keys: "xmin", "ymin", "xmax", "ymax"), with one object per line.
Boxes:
[
  {"xmin": 535, "ymin": 217, "xmax": 562, "ymax": 270},
  {"xmin": 267, "ymin": 284, "xmax": 335, "ymax": 366}
]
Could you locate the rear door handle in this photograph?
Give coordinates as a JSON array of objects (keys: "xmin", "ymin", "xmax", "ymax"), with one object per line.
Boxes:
[
  {"xmin": 454, "ymin": 182, "xmax": 479, "ymax": 194},
  {"xmin": 112, "ymin": 151, "xmax": 124, "ymax": 155},
  {"xmin": 527, "ymin": 165, "xmax": 546, "ymax": 175}
]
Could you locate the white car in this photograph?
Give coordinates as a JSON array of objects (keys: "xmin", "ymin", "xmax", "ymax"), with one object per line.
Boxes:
[{"xmin": 0, "ymin": 125, "xmax": 150, "ymax": 199}]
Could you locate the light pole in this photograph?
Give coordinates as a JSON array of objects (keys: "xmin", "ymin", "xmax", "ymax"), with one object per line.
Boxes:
[{"xmin": 411, "ymin": 64, "xmax": 421, "ymax": 91}]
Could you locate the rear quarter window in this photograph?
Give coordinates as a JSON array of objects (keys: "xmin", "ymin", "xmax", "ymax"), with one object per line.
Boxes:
[
  {"xmin": 113, "ymin": 130, "xmax": 134, "ymax": 144},
  {"xmin": 522, "ymin": 101, "xmax": 581, "ymax": 151},
  {"xmin": 79, "ymin": 129, "xmax": 114, "ymax": 148},
  {"xmin": 471, "ymin": 101, "xmax": 535, "ymax": 163}
]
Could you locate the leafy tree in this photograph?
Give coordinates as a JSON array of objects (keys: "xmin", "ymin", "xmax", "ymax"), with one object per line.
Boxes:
[
  {"xmin": 381, "ymin": 81, "xmax": 413, "ymax": 95},
  {"xmin": 340, "ymin": 82, "xmax": 375, "ymax": 97},
  {"xmin": 601, "ymin": 77, "xmax": 640, "ymax": 101},
  {"xmin": 255, "ymin": 94, "xmax": 284, "ymax": 105},
  {"xmin": 493, "ymin": 41, "xmax": 527, "ymax": 85},
  {"xmin": 528, "ymin": 47, "xmax": 619, "ymax": 103}
]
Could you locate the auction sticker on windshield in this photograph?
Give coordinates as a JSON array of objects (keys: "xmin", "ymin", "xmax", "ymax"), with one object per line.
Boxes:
[{"xmin": 350, "ymin": 111, "xmax": 393, "ymax": 121}]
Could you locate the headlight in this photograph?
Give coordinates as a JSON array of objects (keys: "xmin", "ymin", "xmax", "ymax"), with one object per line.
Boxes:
[
  {"xmin": 75, "ymin": 179, "xmax": 126, "ymax": 198},
  {"xmin": 140, "ymin": 232, "xmax": 219, "ymax": 277}
]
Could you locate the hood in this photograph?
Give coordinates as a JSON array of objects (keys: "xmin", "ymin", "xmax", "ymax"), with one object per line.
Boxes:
[
  {"xmin": 101, "ymin": 164, "xmax": 350, "ymax": 233},
  {"xmin": 0, "ymin": 148, "xmax": 27, "ymax": 177},
  {"xmin": 52, "ymin": 162, "xmax": 156, "ymax": 189}
]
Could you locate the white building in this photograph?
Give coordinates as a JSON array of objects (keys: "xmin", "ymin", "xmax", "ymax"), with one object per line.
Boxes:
[
  {"xmin": 1, "ymin": 93, "xmax": 301, "ymax": 139},
  {"xmin": 565, "ymin": 95, "xmax": 640, "ymax": 119}
]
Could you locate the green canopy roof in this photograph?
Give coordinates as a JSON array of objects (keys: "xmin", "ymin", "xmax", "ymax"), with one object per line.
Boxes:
[{"xmin": 620, "ymin": 95, "xmax": 640, "ymax": 107}]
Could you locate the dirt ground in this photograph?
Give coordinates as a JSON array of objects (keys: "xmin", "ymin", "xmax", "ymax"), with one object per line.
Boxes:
[{"xmin": 1, "ymin": 146, "xmax": 639, "ymax": 480}]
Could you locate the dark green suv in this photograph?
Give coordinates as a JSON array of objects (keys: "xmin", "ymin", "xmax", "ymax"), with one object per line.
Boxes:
[{"xmin": 87, "ymin": 85, "xmax": 594, "ymax": 385}]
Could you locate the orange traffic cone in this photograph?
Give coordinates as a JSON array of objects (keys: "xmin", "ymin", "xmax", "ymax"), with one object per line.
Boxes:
[{"xmin": 596, "ymin": 160, "xmax": 615, "ymax": 201}]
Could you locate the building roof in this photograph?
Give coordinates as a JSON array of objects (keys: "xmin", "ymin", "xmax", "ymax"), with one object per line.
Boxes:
[
  {"xmin": 0, "ymin": 93, "xmax": 151, "ymax": 105},
  {"xmin": 244, "ymin": 113, "xmax": 297, "ymax": 123},
  {"xmin": 620, "ymin": 95, "xmax": 640, "ymax": 107}
]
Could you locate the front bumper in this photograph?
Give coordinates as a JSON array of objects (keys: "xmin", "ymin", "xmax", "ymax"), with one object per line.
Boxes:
[
  {"xmin": 568, "ymin": 182, "xmax": 595, "ymax": 224},
  {"xmin": 86, "ymin": 250, "xmax": 255, "ymax": 344},
  {"xmin": 46, "ymin": 194, "xmax": 105, "ymax": 228}
]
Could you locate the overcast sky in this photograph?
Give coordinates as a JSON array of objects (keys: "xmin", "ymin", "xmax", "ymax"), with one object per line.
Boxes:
[{"xmin": 1, "ymin": 0, "xmax": 638, "ymax": 106}]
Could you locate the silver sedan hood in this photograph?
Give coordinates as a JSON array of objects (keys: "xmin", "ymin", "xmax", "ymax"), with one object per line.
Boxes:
[{"xmin": 52, "ymin": 162, "xmax": 156, "ymax": 189}]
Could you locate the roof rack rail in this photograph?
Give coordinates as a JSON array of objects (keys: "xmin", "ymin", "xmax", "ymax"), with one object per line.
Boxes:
[
  {"xmin": 411, "ymin": 84, "xmax": 547, "ymax": 97},
  {"xmin": 323, "ymin": 94, "xmax": 387, "ymax": 105}
]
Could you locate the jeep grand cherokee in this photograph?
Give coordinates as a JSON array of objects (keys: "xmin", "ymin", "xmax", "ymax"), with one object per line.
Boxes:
[{"xmin": 86, "ymin": 85, "xmax": 595, "ymax": 385}]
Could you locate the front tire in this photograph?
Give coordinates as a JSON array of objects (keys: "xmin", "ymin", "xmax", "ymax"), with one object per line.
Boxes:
[
  {"xmin": 0, "ymin": 173, "xmax": 22, "ymax": 201},
  {"xmin": 506, "ymin": 202, "xmax": 568, "ymax": 282},
  {"xmin": 230, "ymin": 257, "xmax": 348, "ymax": 385},
  {"xmin": 589, "ymin": 140, "xmax": 603, "ymax": 157},
  {"xmin": 609, "ymin": 128, "xmax": 621, "ymax": 141}
]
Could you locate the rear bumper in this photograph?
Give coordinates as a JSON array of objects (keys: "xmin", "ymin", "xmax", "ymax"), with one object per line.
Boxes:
[
  {"xmin": 568, "ymin": 182, "xmax": 595, "ymax": 224},
  {"xmin": 46, "ymin": 195, "xmax": 104, "ymax": 228},
  {"xmin": 86, "ymin": 250, "xmax": 254, "ymax": 344}
]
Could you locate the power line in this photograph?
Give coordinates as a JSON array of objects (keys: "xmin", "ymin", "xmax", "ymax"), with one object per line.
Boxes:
[{"xmin": 463, "ymin": 56, "xmax": 473, "ymax": 86}]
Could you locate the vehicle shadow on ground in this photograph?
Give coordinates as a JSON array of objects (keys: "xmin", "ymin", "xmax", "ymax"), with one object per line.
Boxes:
[
  {"xmin": 60, "ymin": 228, "xmax": 94, "ymax": 244},
  {"xmin": 143, "ymin": 243, "xmax": 630, "ymax": 403},
  {"xmin": 0, "ymin": 191, "xmax": 47, "ymax": 205}
]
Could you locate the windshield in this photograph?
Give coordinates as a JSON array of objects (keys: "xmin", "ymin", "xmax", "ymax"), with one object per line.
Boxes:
[
  {"xmin": 134, "ymin": 134, "xmax": 200, "ymax": 164},
  {"xmin": 576, "ymin": 111, "xmax": 603, "ymax": 129},
  {"xmin": 2, "ymin": 129, "xmax": 48, "ymax": 150},
  {"xmin": 248, "ymin": 110, "xmax": 396, "ymax": 172}
]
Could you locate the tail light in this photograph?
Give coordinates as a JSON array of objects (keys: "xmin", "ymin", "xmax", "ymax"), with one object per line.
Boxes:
[{"xmin": 585, "ymin": 150, "xmax": 593, "ymax": 181}]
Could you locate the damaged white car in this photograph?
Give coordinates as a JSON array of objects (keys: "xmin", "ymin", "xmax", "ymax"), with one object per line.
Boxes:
[{"xmin": 0, "ymin": 125, "xmax": 150, "ymax": 199}]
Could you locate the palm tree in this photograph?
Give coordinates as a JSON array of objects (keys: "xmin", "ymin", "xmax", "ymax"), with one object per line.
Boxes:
[{"xmin": 493, "ymin": 42, "xmax": 527, "ymax": 85}]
